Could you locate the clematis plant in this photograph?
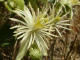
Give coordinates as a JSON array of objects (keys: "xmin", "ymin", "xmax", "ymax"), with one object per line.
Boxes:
[
  {"xmin": 61, "ymin": 0, "xmax": 80, "ymax": 18},
  {"xmin": 10, "ymin": 4, "xmax": 57, "ymax": 60},
  {"xmin": 48, "ymin": 5, "xmax": 71, "ymax": 37},
  {"xmin": 10, "ymin": 3, "xmax": 71, "ymax": 60},
  {"xmin": 53, "ymin": 0, "xmax": 80, "ymax": 19}
]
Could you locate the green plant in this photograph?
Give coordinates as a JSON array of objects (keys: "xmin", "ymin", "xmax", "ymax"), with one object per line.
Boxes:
[
  {"xmin": 10, "ymin": 4, "xmax": 55, "ymax": 60},
  {"xmin": 9, "ymin": 0, "xmax": 78, "ymax": 59},
  {"xmin": 9, "ymin": 2, "xmax": 72, "ymax": 59}
]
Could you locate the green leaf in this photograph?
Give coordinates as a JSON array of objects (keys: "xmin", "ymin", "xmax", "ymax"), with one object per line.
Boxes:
[
  {"xmin": 1, "ymin": 43, "xmax": 10, "ymax": 47},
  {"xmin": 14, "ymin": 0, "xmax": 25, "ymax": 10},
  {"xmin": 0, "ymin": 0, "xmax": 4, "ymax": 2}
]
